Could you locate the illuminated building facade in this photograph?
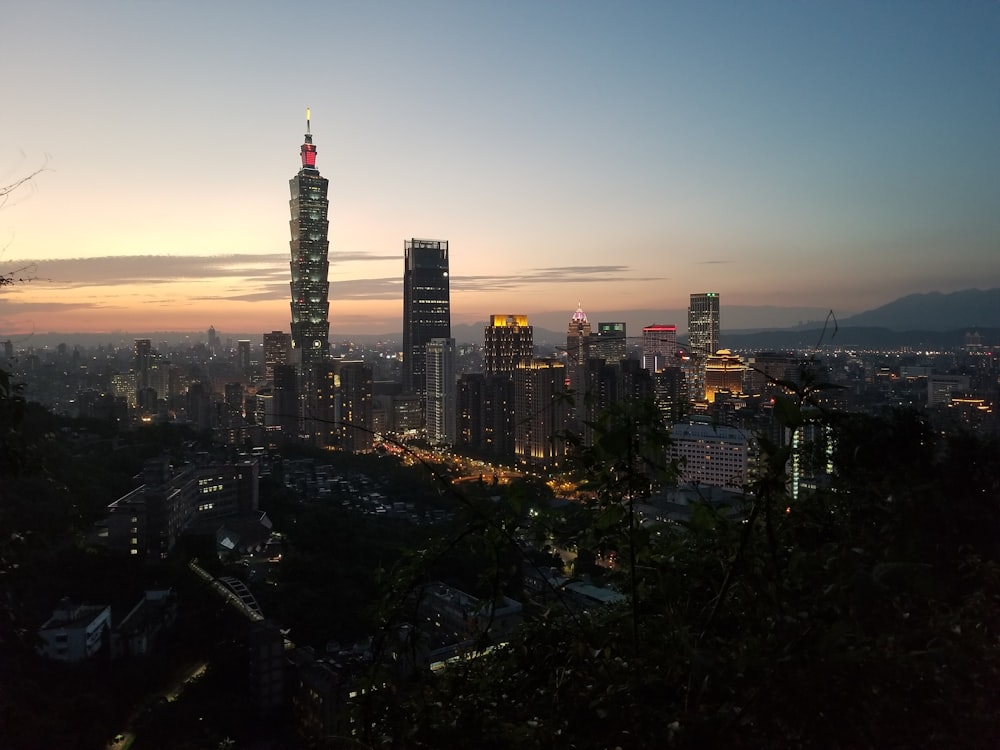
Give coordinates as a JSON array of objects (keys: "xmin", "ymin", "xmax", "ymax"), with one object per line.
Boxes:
[
  {"xmin": 704, "ymin": 349, "xmax": 746, "ymax": 403},
  {"xmin": 642, "ymin": 324, "xmax": 678, "ymax": 372},
  {"xmin": 263, "ymin": 331, "xmax": 292, "ymax": 382},
  {"xmin": 669, "ymin": 421, "xmax": 749, "ymax": 489},
  {"xmin": 687, "ymin": 292, "xmax": 720, "ymax": 357},
  {"xmin": 426, "ymin": 338, "xmax": 457, "ymax": 445},
  {"xmin": 403, "ymin": 239, "xmax": 451, "ymax": 397},
  {"xmin": 513, "ymin": 359, "xmax": 568, "ymax": 467},
  {"xmin": 591, "ymin": 322, "xmax": 627, "ymax": 364},
  {"xmin": 312, "ymin": 360, "xmax": 373, "ymax": 452},
  {"xmin": 653, "ymin": 366, "xmax": 687, "ymax": 424},
  {"xmin": 288, "ymin": 110, "xmax": 331, "ymax": 369},
  {"xmin": 338, "ymin": 361, "xmax": 374, "ymax": 453},
  {"xmin": 687, "ymin": 292, "xmax": 721, "ymax": 400},
  {"xmin": 565, "ymin": 306, "xmax": 591, "ymax": 396},
  {"xmin": 484, "ymin": 315, "xmax": 533, "ymax": 376}
]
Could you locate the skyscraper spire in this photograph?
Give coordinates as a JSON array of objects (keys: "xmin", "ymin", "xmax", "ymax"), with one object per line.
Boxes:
[{"xmin": 300, "ymin": 107, "xmax": 317, "ymax": 171}]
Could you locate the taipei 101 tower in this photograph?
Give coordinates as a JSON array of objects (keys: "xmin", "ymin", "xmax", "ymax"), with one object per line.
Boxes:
[{"xmin": 288, "ymin": 109, "xmax": 331, "ymax": 368}]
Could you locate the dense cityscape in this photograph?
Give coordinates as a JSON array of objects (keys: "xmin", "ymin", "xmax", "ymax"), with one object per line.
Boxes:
[
  {"xmin": 1, "ymin": 116, "xmax": 998, "ymax": 749},
  {"xmin": 0, "ymin": 101, "xmax": 1000, "ymax": 750}
]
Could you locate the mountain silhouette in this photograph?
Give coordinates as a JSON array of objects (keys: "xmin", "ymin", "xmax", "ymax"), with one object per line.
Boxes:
[{"xmin": 836, "ymin": 288, "xmax": 999, "ymax": 331}]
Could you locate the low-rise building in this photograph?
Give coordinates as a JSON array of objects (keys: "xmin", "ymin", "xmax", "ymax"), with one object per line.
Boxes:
[
  {"xmin": 110, "ymin": 588, "xmax": 178, "ymax": 659},
  {"xmin": 37, "ymin": 599, "xmax": 112, "ymax": 663}
]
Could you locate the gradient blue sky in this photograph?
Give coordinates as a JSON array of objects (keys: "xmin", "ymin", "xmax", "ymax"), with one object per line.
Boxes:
[{"xmin": 3, "ymin": 0, "xmax": 998, "ymax": 336}]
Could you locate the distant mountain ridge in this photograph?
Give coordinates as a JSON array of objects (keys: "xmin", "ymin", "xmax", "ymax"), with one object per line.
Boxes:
[
  {"xmin": 833, "ymin": 288, "xmax": 999, "ymax": 332},
  {"xmin": 718, "ymin": 289, "xmax": 1000, "ymax": 351},
  {"xmin": 721, "ymin": 326, "xmax": 1000, "ymax": 352}
]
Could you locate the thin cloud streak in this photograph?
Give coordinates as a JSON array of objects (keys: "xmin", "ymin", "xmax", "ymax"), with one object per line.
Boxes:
[
  {"xmin": 3, "ymin": 252, "xmax": 401, "ymax": 288},
  {"xmin": 3, "ymin": 255, "xmax": 649, "ymax": 303}
]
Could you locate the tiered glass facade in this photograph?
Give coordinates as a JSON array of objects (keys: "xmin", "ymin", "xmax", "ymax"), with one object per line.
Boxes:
[{"xmin": 288, "ymin": 115, "xmax": 330, "ymax": 369}]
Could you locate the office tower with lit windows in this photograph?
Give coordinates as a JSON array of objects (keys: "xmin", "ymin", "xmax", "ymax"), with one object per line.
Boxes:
[
  {"xmin": 687, "ymin": 292, "xmax": 720, "ymax": 357},
  {"xmin": 484, "ymin": 315, "xmax": 533, "ymax": 376},
  {"xmin": 653, "ymin": 366, "xmax": 688, "ymax": 425},
  {"xmin": 592, "ymin": 322, "xmax": 627, "ymax": 364},
  {"xmin": 403, "ymin": 239, "xmax": 450, "ymax": 397},
  {"xmin": 669, "ymin": 421, "xmax": 749, "ymax": 489},
  {"xmin": 565, "ymin": 305, "xmax": 591, "ymax": 396},
  {"xmin": 458, "ymin": 373, "xmax": 516, "ymax": 458},
  {"xmin": 313, "ymin": 360, "xmax": 374, "ymax": 452},
  {"xmin": 426, "ymin": 338, "xmax": 457, "ymax": 446},
  {"xmin": 642, "ymin": 324, "xmax": 678, "ymax": 372},
  {"xmin": 263, "ymin": 331, "xmax": 292, "ymax": 382},
  {"xmin": 288, "ymin": 110, "xmax": 331, "ymax": 369},
  {"xmin": 457, "ymin": 375, "xmax": 484, "ymax": 449},
  {"xmin": 513, "ymin": 359, "xmax": 569, "ymax": 467},
  {"xmin": 687, "ymin": 292, "xmax": 720, "ymax": 401}
]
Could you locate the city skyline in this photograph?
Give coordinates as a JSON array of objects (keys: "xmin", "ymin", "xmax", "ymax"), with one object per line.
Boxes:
[{"xmin": 3, "ymin": 2, "xmax": 999, "ymax": 337}]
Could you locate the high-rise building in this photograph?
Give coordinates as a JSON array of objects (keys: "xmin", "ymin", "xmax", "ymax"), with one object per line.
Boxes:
[
  {"xmin": 134, "ymin": 339, "xmax": 152, "ymax": 392},
  {"xmin": 687, "ymin": 292, "xmax": 720, "ymax": 358},
  {"xmin": 237, "ymin": 340, "xmax": 252, "ymax": 373},
  {"xmin": 592, "ymin": 322, "xmax": 627, "ymax": 364},
  {"xmin": 457, "ymin": 373, "xmax": 516, "ymax": 459},
  {"xmin": 317, "ymin": 359, "xmax": 373, "ymax": 453},
  {"xmin": 513, "ymin": 359, "xmax": 568, "ymax": 467},
  {"xmin": 653, "ymin": 367, "xmax": 687, "ymax": 425},
  {"xmin": 426, "ymin": 338, "xmax": 457, "ymax": 446},
  {"xmin": 565, "ymin": 305, "xmax": 592, "ymax": 397},
  {"xmin": 272, "ymin": 364, "xmax": 301, "ymax": 439},
  {"xmin": 207, "ymin": 326, "xmax": 220, "ymax": 358},
  {"xmin": 484, "ymin": 315, "xmax": 533, "ymax": 376},
  {"xmin": 642, "ymin": 324, "xmax": 678, "ymax": 372},
  {"xmin": 402, "ymin": 239, "xmax": 450, "ymax": 397},
  {"xmin": 687, "ymin": 293, "xmax": 720, "ymax": 401},
  {"xmin": 288, "ymin": 110, "xmax": 331, "ymax": 369},
  {"xmin": 262, "ymin": 331, "xmax": 292, "ymax": 382}
]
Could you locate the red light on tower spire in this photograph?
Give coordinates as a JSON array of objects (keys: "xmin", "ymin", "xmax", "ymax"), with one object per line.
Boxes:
[{"xmin": 300, "ymin": 107, "xmax": 317, "ymax": 170}]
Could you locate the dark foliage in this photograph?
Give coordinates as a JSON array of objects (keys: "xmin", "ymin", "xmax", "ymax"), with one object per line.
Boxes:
[{"xmin": 358, "ymin": 401, "xmax": 1000, "ymax": 749}]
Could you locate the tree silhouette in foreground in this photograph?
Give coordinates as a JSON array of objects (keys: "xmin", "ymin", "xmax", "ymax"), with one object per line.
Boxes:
[{"xmin": 358, "ymin": 393, "xmax": 1000, "ymax": 749}]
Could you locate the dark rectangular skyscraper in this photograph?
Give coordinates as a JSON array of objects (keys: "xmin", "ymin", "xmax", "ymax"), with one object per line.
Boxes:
[
  {"xmin": 288, "ymin": 110, "xmax": 331, "ymax": 369},
  {"xmin": 403, "ymin": 238, "xmax": 450, "ymax": 396}
]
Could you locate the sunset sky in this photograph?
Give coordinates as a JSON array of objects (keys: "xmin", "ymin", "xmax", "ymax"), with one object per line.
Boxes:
[{"xmin": 3, "ymin": 1, "xmax": 998, "ymax": 338}]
